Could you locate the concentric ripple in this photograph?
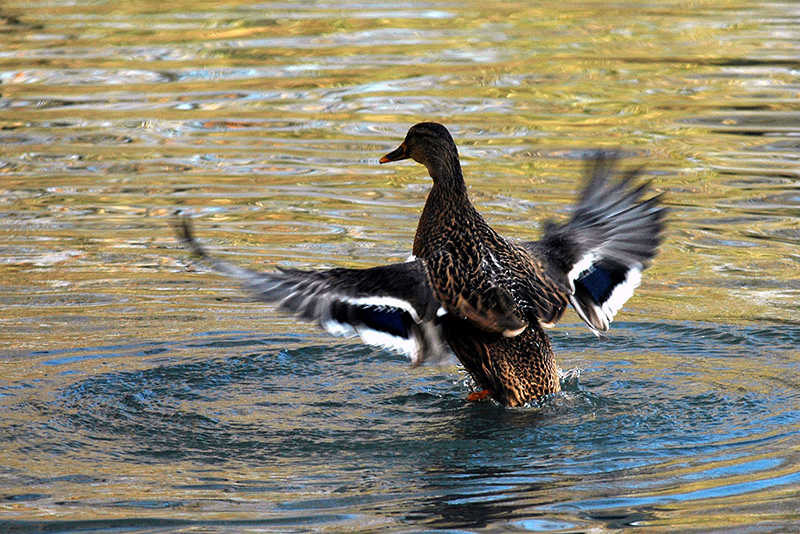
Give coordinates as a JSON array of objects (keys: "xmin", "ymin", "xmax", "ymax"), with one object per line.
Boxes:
[{"xmin": 2, "ymin": 0, "xmax": 800, "ymax": 532}]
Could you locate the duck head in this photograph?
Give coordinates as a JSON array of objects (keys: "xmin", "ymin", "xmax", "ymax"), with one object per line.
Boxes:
[{"xmin": 380, "ymin": 122, "xmax": 463, "ymax": 185}]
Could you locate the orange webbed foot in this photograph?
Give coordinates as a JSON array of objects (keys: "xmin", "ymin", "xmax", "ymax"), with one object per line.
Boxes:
[{"xmin": 467, "ymin": 389, "xmax": 491, "ymax": 402}]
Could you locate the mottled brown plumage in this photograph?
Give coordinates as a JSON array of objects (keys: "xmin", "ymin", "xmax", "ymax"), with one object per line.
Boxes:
[
  {"xmin": 176, "ymin": 122, "xmax": 666, "ymax": 407},
  {"xmin": 381, "ymin": 123, "xmax": 571, "ymax": 404}
]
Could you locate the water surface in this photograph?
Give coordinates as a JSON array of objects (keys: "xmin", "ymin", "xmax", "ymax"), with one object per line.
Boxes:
[{"xmin": 2, "ymin": 1, "xmax": 800, "ymax": 532}]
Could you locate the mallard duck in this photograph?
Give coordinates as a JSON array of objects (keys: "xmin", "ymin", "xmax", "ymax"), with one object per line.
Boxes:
[{"xmin": 176, "ymin": 122, "xmax": 666, "ymax": 407}]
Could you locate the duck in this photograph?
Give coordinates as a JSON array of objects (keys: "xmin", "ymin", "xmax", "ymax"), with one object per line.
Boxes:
[{"xmin": 175, "ymin": 122, "xmax": 666, "ymax": 407}]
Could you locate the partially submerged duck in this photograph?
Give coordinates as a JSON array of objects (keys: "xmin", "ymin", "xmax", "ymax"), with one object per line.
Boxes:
[{"xmin": 176, "ymin": 122, "xmax": 666, "ymax": 407}]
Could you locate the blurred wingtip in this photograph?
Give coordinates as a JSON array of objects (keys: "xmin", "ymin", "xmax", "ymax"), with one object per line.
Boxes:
[{"xmin": 171, "ymin": 213, "xmax": 208, "ymax": 261}]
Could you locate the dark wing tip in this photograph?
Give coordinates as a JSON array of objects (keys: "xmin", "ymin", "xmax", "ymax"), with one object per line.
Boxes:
[
  {"xmin": 172, "ymin": 215, "xmax": 209, "ymax": 261},
  {"xmin": 581, "ymin": 150, "xmax": 622, "ymax": 199},
  {"xmin": 527, "ymin": 152, "xmax": 667, "ymax": 334}
]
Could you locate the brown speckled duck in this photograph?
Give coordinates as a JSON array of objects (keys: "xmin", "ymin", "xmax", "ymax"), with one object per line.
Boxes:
[{"xmin": 176, "ymin": 122, "xmax": 666, "ymax": 407}]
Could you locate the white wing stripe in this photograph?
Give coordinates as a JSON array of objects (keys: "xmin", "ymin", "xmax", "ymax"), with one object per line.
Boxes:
[
  {"xmin": 321, "ymin": 317, "xmax": 421, "ymax": 361},
  {"xmin": 321, "ymin": 318, "xmax": 357, "ymax": 337},
  {"xmin": 359, "ymin": 329, "xmax": 418, "ymax": 359},
  {"xmin": 567, "ymin": 252, "xmax": 598, "ymax": 291},
  {"xmin": 601, "ymin": 267, "xmax": 641, "ymax": 320},
  {"xmin": 340, "ymin": 295, "xmax": 422, "ymax": 323}
]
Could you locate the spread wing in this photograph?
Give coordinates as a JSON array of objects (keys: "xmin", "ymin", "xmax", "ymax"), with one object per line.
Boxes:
[
  {"xmin": 525, "ymin": 152, "xmax": 667, "ymax": 335},
  {"xmin": 175, "ymin": 218, "xmax": 450, "ymax": 365}
]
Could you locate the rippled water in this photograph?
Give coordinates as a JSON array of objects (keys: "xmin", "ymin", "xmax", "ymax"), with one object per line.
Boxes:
[{"xmin": 2, "ymin": 1, "xmax": 800, "ymax": 532}]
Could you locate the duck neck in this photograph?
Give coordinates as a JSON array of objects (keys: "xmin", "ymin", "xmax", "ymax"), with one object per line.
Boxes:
[
  {"xmin": 427, "ymin": 153, "xmax": 467, "ymax": 196},
  {"xmin": 413, "ymin": 159, "xmax": 474, "ymax": 256}
]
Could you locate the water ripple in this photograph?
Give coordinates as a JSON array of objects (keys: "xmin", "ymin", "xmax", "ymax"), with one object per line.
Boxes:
[{"xmin": 3, "ymin": 0, "xmax": 800, "ymax": 532}]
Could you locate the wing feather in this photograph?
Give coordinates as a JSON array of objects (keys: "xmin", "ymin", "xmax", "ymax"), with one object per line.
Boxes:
[
  {"xmin": 174, "ymin": 218, "xmax": 450, "ymax": 365},
  {"xmin": 524, "ymin": 152, "xmax": 667, "ymax": 335}
]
